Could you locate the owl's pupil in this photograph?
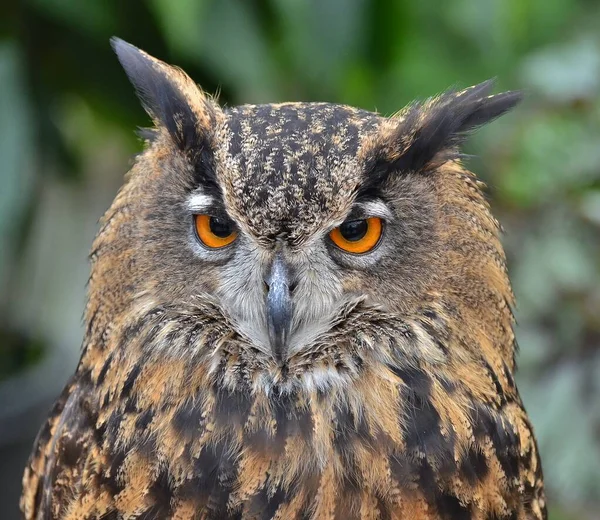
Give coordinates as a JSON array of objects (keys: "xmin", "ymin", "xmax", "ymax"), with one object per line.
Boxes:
[
  {"xmin": 339, "ymin": 219, "xmax": 368, "ymax": 241},
  {"xmin": 209, "ymin": 217, "xmax": 233, "ymax": 238}
]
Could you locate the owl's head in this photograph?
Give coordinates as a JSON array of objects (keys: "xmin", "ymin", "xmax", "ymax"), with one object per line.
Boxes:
[{"xmin": 90, "ymin": 39, "xmax": 520, "ymax": 392}]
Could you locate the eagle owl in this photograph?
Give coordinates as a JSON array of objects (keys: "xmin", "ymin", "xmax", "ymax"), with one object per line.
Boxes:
[{"xmin": 21, "ymin": 38, "xmax": 546, "ymax": 520}]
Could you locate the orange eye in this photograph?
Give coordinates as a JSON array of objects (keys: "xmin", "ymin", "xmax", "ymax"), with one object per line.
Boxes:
[
  {"xmin": 329, "ymin": 217, "xmax": 383, "ymax": 254},
  {"xmin": 194, "ymin": 214, "xmax": 238, "ymax": 248}
]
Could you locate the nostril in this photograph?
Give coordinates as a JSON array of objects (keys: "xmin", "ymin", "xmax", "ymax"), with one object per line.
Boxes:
[{"xmin": 263, "ymin": 279, "xmax": 296, "ymax": 295}]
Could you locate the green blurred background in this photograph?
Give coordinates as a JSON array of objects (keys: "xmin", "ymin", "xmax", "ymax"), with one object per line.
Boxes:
[{"xmin": 0, "ymin": 1, "xmax": 599, "ymax": 518}]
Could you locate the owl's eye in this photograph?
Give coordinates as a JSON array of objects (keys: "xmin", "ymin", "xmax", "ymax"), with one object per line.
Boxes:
[
  {"xmin": 194, "ymin": 214, "xmax": 238, "ymax": 248},
  {"xmin": 329, "ymin": 217, "xmax": 383, "ymax": 254}
]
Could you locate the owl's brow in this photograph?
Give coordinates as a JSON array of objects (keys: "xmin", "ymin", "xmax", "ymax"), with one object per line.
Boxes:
[
  {"xmin": 186, "ymin": 192, "xmax": 215, "ymax": 212},
  {"xmin": 354, "ymin": 199, "xmax": 394, "ymax": 221}
]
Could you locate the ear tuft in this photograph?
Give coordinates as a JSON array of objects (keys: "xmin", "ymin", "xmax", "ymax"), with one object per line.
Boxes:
[
  {"xmin": 111, "ymin": 37, "xmax": 217, "ymax": 152},
  {"xmin": 389, "ymin": 79, "xmax": 522, "ymax": 173}
]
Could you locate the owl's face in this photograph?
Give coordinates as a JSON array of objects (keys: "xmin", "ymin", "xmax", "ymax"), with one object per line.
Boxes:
[
  {"xmin": 107, "ymin": 40, "xmax": 520, "ymax": 388},
  {"xmin": 144, "ymin": 102, "xmax": 439, "ymax": 363}
]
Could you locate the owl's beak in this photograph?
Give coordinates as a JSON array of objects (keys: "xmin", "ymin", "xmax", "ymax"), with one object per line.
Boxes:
[{"xmin": 265, "ymin": 254, "xmax": 293, "ymax": 362}]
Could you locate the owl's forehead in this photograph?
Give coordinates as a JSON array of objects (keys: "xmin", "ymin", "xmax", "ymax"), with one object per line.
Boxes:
[{"xmin": 214, "ymin": 102, "xmax": 383, "ymax": 242}]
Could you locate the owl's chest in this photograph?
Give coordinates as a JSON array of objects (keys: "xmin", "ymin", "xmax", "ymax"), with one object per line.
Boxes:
[
  {"xmin": 93, "ymin": 385, "xmax": 479, "ymax": 519},
  {"xmin": 36, "ymin": 362, "xmax": 543, "ymax": 520}
]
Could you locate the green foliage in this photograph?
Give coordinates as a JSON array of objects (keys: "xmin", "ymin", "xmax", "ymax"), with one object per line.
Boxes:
[{"xmin": 1, "ymin": 1, "xmax": 599, "ymax": 517}]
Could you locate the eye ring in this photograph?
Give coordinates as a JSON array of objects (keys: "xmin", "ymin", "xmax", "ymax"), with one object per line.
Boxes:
[
  {"xmin": 194, "ymin": 214, "xmax": 238, "ymax": 249},
  {"xmin": 329, "ymin": 217, "xmax": 383, "ymax": 254}
]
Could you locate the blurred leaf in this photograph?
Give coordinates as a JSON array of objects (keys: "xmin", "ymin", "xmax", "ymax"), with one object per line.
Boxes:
[
  {"xmin": 149, "ymin": 0, "xmax": 282, "ymax": 102},
  {"xmin": 580, "ymin": 190, "xmax": 600, "ymax": 226},
  {"xmin": 146, "ymin": 0, "xmax": 209, "ymax": 54},
  {"xmin": 511, "ymin": 213, "xmax": 597, "ymax": 317},
  {"xmin": 0, "ymin": 328, "xmax": 45, "ymax": 381},
  {"xmin": 521, "ymin": 36, "xmax": 600, "ymax": 102},
  {"xmin": 515, "ymin": 324, "xmax": 554, "ymax": 369},
  {"xmin": 520, "ymin": 359, "xmax": 600, "ymax": 505},
  {"xmin": 27, "ymin": 0, "xmax": 115, "ymax": 36},
  {"xmin": 273, "ymin": 0, "xmax": 368, "ymax": 98},
  {"xmin": 501, "ymin": 111, "xmax": 600, "ymax": 206},
  {"xmin": 0, "ymin": 43, "xmax": 34, "ymax": 296}
]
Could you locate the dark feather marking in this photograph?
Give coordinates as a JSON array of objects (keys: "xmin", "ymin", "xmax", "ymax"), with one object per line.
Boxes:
[
  {"xmin": 482, "ymin": 359, "xmax": 506, "ymax": 406},
  {"xmin": 104, "ymin": 410, "xmax": 123, "ymax": 441},
  {"xmin": 435, "ymin": 492, "xmax": 472, "ymax": 520},
  {"xmin": 416, "ymin": 458, "xmax": 438, "ymax": 504},
  {"xmin": 171, "ymin": 398, "xmax": 211, "ymax": 448},
  {"xmin": 32, "ymin": 481, "xmax": 43, "ymax": 520},
  {"xmin": 439, "ymin": 376, "xmax": 458, "ymax": 395},
  {"xmin": 120, "ymin": 363, "xmax": 142, "ymax": 399},
  {"xmin": 376, "ymin": 492, "xmax": 392, "ymax": 520},
  {"xmin": 422, "ymin": 320, "xmax": 450, "ymax": 356},
  {"xmin": 104, "ymin": 448, "xmax": 127, "ymax": 495},
  {"xmin": 85, "ymin": 308, "xmax": 100, "ymax": 337},
  {"xmin": 333, "ymin": 401, "xmax": 372, "ymax": 453},
  {"xmin": 96, "ymin": 351, "xmax": 114, "ymax": 386},
  {"xmin": 37, "ymin": 383, "xmax": 90, "ymax": 517},
  {"xmin": 99, "ymin": 513, "xmax": 119, "ymax": 520},
  {"xmin": 265, "ymin": 390, "xmax": 313, "ymax": 453},
  {"xmin": 460, "ymin": 446, "xmax": 489, "ymax": 484},
  {"xmin": 57, "ymin": 433, "xmax": 81, "ymax": 468},
  {"xmin": 503, "ymin": 361, "xmax": 516, "ymax": 390},
  {"xmin": 214, "ymin": 387, "xmax": 253, "ymax": 430},
  {"xmin": 389, "ymin": 452, "xmax": 416, "ymax": 489},
  {"xmin": 226, "ymin": 113, "xmax": 243, "ymax": 156},
  {"xmin": 141, "ymin": 466, "xmax": 173, "ymax": 519},
  {"xmin": 244, "ymin": 484, "xmax": 290, "ymax": 520},
  {"xmin": 192, "ymin": 435, "xmax": 238, "ymax": 496},
  {"xmin": 471, "ymin": 404, "xmax": 520, "ymax": 482},
  {"xmin": 486, "ymin": 513, "xmax": 519, "ymax": 520},
  {"xmin": 193, "ymin": 446, "xmax": 223, "ymax": 489},
  {"xmin": 393, "ymin": 365, "xmax": 456, "ymax": 475},
  {"xmin": 206, "ymin": 456, "xmax": 239, "ymax": 519},
  {"xmin": 135, "ymin": 408, "xmax": 154, "ymax": 430},
  {"xmin": 389, "ymin": 364, "xmax": 431, "ymax": 398}
]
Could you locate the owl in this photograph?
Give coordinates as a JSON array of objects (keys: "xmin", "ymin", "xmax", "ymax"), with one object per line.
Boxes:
[{"xmin": 21, "ymin": 38, "xmax": 546, "ymax": 520}]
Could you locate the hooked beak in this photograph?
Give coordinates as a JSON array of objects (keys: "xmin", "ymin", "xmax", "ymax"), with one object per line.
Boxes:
[{"xmin": 264, "ymin": 254, "xmax": 293, "ymax": 362}]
